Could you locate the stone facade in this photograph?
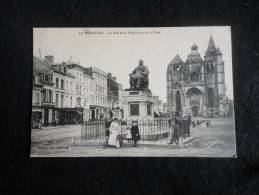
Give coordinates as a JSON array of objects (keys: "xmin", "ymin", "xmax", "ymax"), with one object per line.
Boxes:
[
  {"xmin": 122, "ymin": 90, "xmax": 154, "ymax": 120},
  {"xmin": 167, "ymin": 35, "xmax": 226, "ymax": 117}
]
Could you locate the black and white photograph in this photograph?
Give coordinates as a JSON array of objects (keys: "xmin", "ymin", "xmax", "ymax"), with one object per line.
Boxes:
[{"xmin": 31, "ymin": 27, "xmax": 236, "ymax": 157}]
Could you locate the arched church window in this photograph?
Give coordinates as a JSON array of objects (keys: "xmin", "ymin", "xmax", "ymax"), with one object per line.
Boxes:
[
  {"xmin": 175, "ymin": 91, "xmax": 181, "ymax": 114},
  {"xmin": 208, "ymin": 88, "xmax": 214, "ymax": 107},
  {"xmin": 168, "ymin": 73, "xmax": 172, "ymax": 88},
  {"xmin": 190, "ymin": 72, "xmax": 199, "ymax": 82},
  {"xmin": 210, "ymin": 63, "xmax": 214, "ymax": 72},
  {"xmin": 174, "ymin": 65, "xmax": 179, "ymax": 71},
  {"xmin": 206, "ymin": 62, "xmax": 214, "ymax": 73},
  {"xmin": 206, "ymin": 64, "xmax": 210, "ymax": 72}
]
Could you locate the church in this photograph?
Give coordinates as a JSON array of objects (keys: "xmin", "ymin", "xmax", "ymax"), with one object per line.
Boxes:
[{"xmin": 166, "ymin": 35, "xmax": 227, "ymax": 117}]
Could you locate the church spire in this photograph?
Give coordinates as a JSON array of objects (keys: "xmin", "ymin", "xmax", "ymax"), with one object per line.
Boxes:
[{"xmin": 206, "ymin": 35, "xmax": 217, "ymax": 54}]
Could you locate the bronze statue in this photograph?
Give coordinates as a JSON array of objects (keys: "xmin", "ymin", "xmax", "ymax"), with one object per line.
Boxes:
[{"xmin": 129, "ymin": 59, "xmax": 149, "ymax": 90}]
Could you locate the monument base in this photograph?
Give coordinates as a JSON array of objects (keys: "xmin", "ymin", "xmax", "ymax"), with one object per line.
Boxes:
[{"xmin": 122, "ymin": 89, "xmax": 154, "ymax": 120}]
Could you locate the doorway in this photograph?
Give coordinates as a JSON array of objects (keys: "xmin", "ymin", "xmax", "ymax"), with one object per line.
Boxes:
[
  {"xmin": 192, "ymin": 106, "xmax": 199, "ymax": 117},
  {"xmin": 91, "ymin": 109, "xmax": 95, "ymax": 119}
]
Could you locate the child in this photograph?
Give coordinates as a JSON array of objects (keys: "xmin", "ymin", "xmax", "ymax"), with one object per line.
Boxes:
[
  {"xmin": 131, "ymin": 121, "xmax": 140, "ymax": 147},
  {"xmin": 125, "ymin": 127, "xmax": 132, "ymax": 143}
]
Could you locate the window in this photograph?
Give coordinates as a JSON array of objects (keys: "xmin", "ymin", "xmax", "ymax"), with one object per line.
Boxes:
[
  {"xmin": 70, "ymin": 96, "xmax": 72, "ymax": 107},
  {"xmin": 35, "ymin": 92, "xmax": 40, "ymax": 105},
  {"xmin": 79, "ymin": 86, "xmax": 81, "ymax": 95},
  {"xmin": 173, "ymin": 65, "xmax": 179, "ymax": 71},
  {"xmin": 43, "ymin": 89, "xmax": 52, "ymax": 102},
  {"xmin": 61, "ymin": 79, "xmax": 64, "ymax": 90},
  {"xmin": 76, "ymin": 97, "xmax": 81, "ymax": 107},
  {"xmin": 208, "ymin": 88, "xmax": 214, "ymax": 107},
  {"xmin": 206, "ymin": 62, "xmax": 214, "ymax": 73},
  {"xmin": 190, "ymin": 72, "xmax": 199, "ymax": 82},
  {"xmin": 56, "ymin": 78, "xmax": 59, "ymax": 88},
  {"xmin": 56, "ymin": 93, "xmax": 59, "ymax": 107},
  {"xmin": 130, "ymin": 104, "xmax": 139, "ymax": 116},
  {"xmin": 147, "ymin": 104, "xmax": 152, "ymax": 115},
  {"xmin": 61, "ymin": 95, "xmax": 64, "ymax": 107},
  {"xmin": 76, "ymin": 85, "xmax": 78, "ymax": 93}
]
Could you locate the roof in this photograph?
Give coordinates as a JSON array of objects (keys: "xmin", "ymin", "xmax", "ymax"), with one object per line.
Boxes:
[
  {"xmin": 206, "ymin": 35, "xmax": 217, "ymax": 54},
  {"xmin": 33, "ymin": 56, "xmax": 52, "ymax": 75},
  {"xmin": 169, "ymin": 54, "xmax": 183, "ymax": 65},
  {"xmin": 216, "ymin": 47, "xmax": 222, "ymax": 55},
  {"xmin": 191, "ymin": 43, "xmax": 198, "ymax": 50}
]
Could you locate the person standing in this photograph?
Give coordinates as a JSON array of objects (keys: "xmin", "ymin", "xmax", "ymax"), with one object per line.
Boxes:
[
  {"xmin": 131, "ymin": 121, "xmax": 140, "ymax": 147},
  {"xmin": 105, "ymin": 119, "xmax": 111, "ymax": 144},
  {"xmin": 108, "ymin": 118, "xmax": 120, "ymax": 148}
]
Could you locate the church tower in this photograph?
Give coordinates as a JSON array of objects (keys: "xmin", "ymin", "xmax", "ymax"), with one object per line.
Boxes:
[
  {"xmin": 166, "ymin": 54, "xmax": 184, "ymax": 115},
  {"xmin": 204, "ymin": 35, "xmax": 226, "ymax": 115}
]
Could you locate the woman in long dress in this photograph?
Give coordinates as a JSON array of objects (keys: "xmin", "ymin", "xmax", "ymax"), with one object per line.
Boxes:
[{"xmin": 108, "ymin": 119, "xmax": 120, "ymax": 148}]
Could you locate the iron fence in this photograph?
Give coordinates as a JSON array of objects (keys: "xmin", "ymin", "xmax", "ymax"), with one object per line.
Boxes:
[{"xmin": 81, "ymin": 118, "xmax": 191, "ymax": 143}]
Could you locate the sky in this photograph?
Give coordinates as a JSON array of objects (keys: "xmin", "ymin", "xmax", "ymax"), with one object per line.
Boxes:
[{"xmin": 33, "ymin": 27, "xmax": 233, "ymax": 102}]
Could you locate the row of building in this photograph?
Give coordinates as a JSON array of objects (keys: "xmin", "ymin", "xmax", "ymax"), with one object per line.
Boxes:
[{"xmin": 32, "ymin": 55, "xmax": 124, "ymax": 128}]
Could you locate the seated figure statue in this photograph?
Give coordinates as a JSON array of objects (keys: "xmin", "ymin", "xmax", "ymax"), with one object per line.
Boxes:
[{"xmin": 129, "ymin": 59, "xmax": 149, "ymax": 90}]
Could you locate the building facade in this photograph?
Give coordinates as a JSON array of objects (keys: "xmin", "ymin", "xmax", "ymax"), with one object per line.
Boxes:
[
  {"xmin": 167, "ymin": 35, "xmax": 227, "ymax": 117},
  {"xmin": 32, "ymin": 56, "xmax": 55, "ymax": 127},
  {"xmin": 106, "ymin": 73, "xmax": 123, "ymax": 119},
  {"xmin": 85, "ymin": 67, "xmax": 108, "ymax": 119}
]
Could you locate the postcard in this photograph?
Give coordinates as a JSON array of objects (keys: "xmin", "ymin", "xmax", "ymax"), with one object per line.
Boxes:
[{"xmin": 31, "ymin": 27, "xmax": 236, "ymax": 157}]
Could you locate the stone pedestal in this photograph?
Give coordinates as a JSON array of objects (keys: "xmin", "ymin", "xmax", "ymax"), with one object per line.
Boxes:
[{"xmin": 122, "ymin": 89, "xmax": 154, "ymax": 120}]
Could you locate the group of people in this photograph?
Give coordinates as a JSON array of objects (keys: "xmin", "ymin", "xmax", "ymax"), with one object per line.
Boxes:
[{"xmin": 105, "ymin": 119, "xmax": 140, "ymax": 148}]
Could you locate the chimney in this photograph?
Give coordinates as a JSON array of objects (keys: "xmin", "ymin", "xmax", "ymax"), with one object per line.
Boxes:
[{"xmin": 45, "ymin": 55, "xmax": 54, "ymax": 64}]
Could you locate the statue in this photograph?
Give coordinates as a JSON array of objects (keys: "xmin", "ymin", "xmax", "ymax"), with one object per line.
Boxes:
[{"xmin": 129, "ymin": 59, "xmax": 149, "ymax": 90}]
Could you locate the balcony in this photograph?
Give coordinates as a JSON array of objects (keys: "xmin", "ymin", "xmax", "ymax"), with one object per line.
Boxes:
[
  {"xmin": 39, "ymin": 79, "xmax": 54, "ymax": 86},
  {"xmin": 42, "ymin": 101, "xmax": 55, "ymax": 107}
]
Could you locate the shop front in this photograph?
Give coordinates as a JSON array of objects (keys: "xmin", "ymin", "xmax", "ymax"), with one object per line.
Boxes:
[
  {"xmin": 90, "ymin": 105, "xmax": 107, "ymax": 120},
  {"xmin": 54, "ymin": 107, "xmax": 84, "ymax": 125},
  {"xmin": 31, "ymin": 107, "xmax": 43, "ymax": 129}
]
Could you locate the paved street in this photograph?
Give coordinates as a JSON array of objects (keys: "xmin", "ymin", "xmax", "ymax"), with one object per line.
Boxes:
[
  {"xmin": 31, "ymin": 117, "xmax": 236, "ymax": 157},
  {"xmin": 31, "ymin": 124, "xmax": 81, "ymax": 144}
]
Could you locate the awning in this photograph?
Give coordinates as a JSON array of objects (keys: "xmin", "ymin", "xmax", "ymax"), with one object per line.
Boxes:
[{"xmin": 76, "ymin": 110, "xmax": 83, "ymax": 115}]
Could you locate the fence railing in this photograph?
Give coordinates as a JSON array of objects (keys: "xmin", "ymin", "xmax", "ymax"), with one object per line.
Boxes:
[{"xmin": 81, "ymin": 118, "xmax": 191, "ymax": 143}]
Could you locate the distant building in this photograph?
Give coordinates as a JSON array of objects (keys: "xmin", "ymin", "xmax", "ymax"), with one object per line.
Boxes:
[
  {"xmin": 106, "ymin": 73, "xmax": 123, "ymax": 119},
  {"xmin": 167, "ymin": 35, "xmax": 227, "ymax": 117},
  {"xmin": 153, "ymin": 95, "xmax": 163, "ymax": 117}
]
